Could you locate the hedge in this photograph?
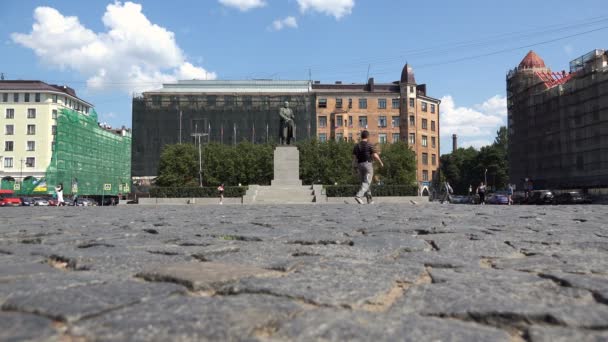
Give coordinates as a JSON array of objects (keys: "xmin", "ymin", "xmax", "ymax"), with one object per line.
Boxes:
[
  {"xmin": 324, "ymin": 184, "xmax": 418, "ymax": 197},
  {"xmin": 149, "ymin": 186, "xmax": 247, "ymax": 198}
]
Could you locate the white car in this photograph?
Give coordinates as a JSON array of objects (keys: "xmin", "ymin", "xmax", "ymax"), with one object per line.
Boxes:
[{"xmin": 32, "ymin": 197, "xmax": 50, "ymax": 206}]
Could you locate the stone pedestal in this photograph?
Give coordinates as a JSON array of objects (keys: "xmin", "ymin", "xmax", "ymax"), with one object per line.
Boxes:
[{"xmin": 271, "ymin": 146, "xmax": 302, "ymax": 186}]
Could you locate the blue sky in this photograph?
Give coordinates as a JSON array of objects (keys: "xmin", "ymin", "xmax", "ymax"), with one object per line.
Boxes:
[{"xmin": 1, "ymin": 0, "xmax": 607, "ymax": 154}]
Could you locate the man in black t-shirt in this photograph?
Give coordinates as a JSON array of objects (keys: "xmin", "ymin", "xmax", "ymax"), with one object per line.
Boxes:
[{"xmin": 352, "ymin": 130, "xmax": 384, "ymax": 204}]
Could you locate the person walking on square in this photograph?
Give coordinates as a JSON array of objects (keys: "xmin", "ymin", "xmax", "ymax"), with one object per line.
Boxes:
[
  {"xmin": 507, "ymin": 183, "xmax": 514, "ymax": 205},
  {"xmin": 217, "ymin": 183, "xmax": 225, "ymax": 205},
  {"xmin": 477, "ymin": 182, "xmax": 486, "ymax": 205},
  {"xmin": 55, "ymin": 183, "xmax": 65, "ymax": 207},
  {"xmin": 353, "ymin": 130, "xmax": 383, "ymax": 204},
  {"xmin": 442, "ymin": 181, "xmax": 453, "ymax": 204}
]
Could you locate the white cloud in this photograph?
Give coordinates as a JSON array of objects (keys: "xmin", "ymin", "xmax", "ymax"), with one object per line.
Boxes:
[
  {"xmin": 297, "ymin": 0, "xmax": 354, "ymax": 19},
  {"xmin": 440, "ymin": 95, "xmax": 507, "ymax": 151},
  {"xmin": 218, "ymin": 0, "xmax": 266, "ymax": 11},
  {"xmin": 271, "ymin": 16, "xmax": 298, "ymax": 31},
  {"xmin": 12, "ymin": 2, "xmax": 216, "ymax": 94}
]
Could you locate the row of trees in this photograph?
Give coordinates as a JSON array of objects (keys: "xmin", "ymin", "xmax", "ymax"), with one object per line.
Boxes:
[
  {"xmin": 155, "ymin": 140, "xmax": 417, "ymax": 187},
  {"xmin": 439, "ymin": 126, "xmax": 509, "ymax": 194}
]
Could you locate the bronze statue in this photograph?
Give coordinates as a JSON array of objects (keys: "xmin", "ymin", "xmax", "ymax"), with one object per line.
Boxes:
[{"xmin": 279, "ymin": 101, "xmax": 295, "ymax": 145}]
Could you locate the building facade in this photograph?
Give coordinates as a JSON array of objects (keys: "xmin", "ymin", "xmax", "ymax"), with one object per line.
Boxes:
[
  {"xmin": 313, "ymin": 63, "xmax": 441, "ymax": 193},
  {"xmin": 0, "ymin": 80, "xmax": 131, "ymax": 196},
  {"xmin": 507, "ymin": 49, "xmax": 608, "ymax": 189}
]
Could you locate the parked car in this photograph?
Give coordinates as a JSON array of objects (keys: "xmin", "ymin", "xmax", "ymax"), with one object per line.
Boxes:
[
  {"xmin": 511, "ymin": 193, "xmax": 527, "ymax": 204},
  {"xmin": 32, "ymin": 197, "xmax": 50, "ymax": 206},
  {"xmin": 486, "ymin": 193, "xmax": 509, "ymax": 205},
  {"xmin": 20, "ymin": 197, "xmax": 34, "ymax": 206},
  {"xmin": 553, "ymin": 191, "xmax": 592, "ymax": 205},
  {"xmin": 68, "ymin": 198, "xmax": 97, "ymax": 206},
  {"xmin": 527, "ymin": 190, "xmax": 554, "ymax": 205},
  {"xmin": 0, "ymin": 190, "xmax": 22, "ymax": 207},
  {"xmin": 47, "ymin": 198, "xmax": 58, "ymax": 206},
  {"xmin": 450, "ymin": 195, "xmax": 475, "ymax": 204}
]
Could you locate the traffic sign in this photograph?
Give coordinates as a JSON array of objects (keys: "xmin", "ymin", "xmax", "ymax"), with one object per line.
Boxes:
[{"xmin": 104, "ymin": 184, "xmax": 111, "ymax": 191}]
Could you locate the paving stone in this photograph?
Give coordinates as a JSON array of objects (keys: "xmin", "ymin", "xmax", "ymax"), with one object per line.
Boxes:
[
  {"xmin": 137, "ymin": 261, "xmax": 280, "ymax": 291},
  {"xmin": 527, "ymin": 326, "xmax": 608, "ymax": 342},
  {"xmin": 0, "ymin": 312, "xmax": 58, "ymax": 342},
  {"xmin": 2, "ymin": 281, "xmax": 183, "ymax": 322}
]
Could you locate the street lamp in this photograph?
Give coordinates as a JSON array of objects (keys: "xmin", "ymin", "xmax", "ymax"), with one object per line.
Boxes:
[
  {"xmin": 484, "ymin": 168, "xmax": 488, "ymax": 186},
  {"xmin": 191, "ymin": 124, "xmax": 208, "ymax": 187}
]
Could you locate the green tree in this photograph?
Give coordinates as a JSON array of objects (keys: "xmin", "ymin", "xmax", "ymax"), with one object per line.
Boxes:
[
  {"xmin": 376, "ymin": 141, "xmax": 417, "ymax": 185},
  {"xmin": 155, "ymin": 144, "xmax": 198, "ymax": 186}
]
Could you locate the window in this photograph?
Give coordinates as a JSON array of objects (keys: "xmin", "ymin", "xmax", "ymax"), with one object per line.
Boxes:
[
  {"xmin": 24, "ymin": 93, "xmax": 30, "ymax": 102},
  {"xmin": 430, "ymin": 104, "xmax": 435, "ymax": 113},
  {"xmin": 348, "ymin": 116, "xmax": 353, "ymax": 127},
  {"xmin": 359, "ymin": 98, "xmax": 367, "ymax": 109},
  {"xmin": 422, "ymin": 170, "xmax": 429, "ymax": 181},
  {"xmin": 25, "ymin": 157, "xmax": 35, "ymax": 167},
  {"xmin": 52, "ymin": 110, "xmax": 57, "ymax": 119},
  {"xmin": 409, "ymin": 98, "xmax": 414, "ymax": 107},
  {"xmin": 5, "ymin": 108, "xmax": 14, "ymax": 119},
  {"xmin": 224, "ymin": 95, "xmax": 235, "ymax": 106},
  {"xmin": 410, "ymin": 86, "xmax": 414, "ymax": 93},
  {"xmin": 35, "ymin": 93, "xmax": 40, "ymax": 102},
  {"xmin": 336, "ymin": 115, "xmax": 343, "ymax": 127},
  {"xmin": 27, "ymin": 141, "xmax": 35, "ymax": 151},
  {"xmin": 379, "ymin": 133, "xmax": 387, "ymax": 144},
  {"xmin": 421, "ymin": 102, "xmax": 428, "ymax": 112},
  {"xmin": 391, "ymin": 116, "xmax": 400, "ymax": 127},
  {"xmin": 27, "ymin": 125, "xmax": 36, "ymax": 135},
  {"xmin": 348, "ymin": 133, "xmax": 353, "ymax": 142},
  {"xmin": 318, "ymin": 98, "xmax": 327, "ymax": 108},
  {"xmin": 243, "ymin": 96, "xmax": 252, "ymax": 107},
  {"xmin": 378, "ymin": 98, "xmax": 387, "ymax": 109},
  {"xmin": 319, "ymin": 116, "xmax": 327, "ymax": 128},
  {"xmin": 28, "ymin": 108, "xmax": 36, "ymax": 119},
  {"xmin": 52, "ymin": 125, "xmax": 57, "ymax": 135},
  {"xmin": 392, "ymin": 98, "xmax": 399, "ymax": 109},
  {"xmin": 206, "ymin": 95, "xmax": 217, "ymax": 106},
  {"xmin": 422, "ymin": 153, "xmax": 428, "ymax": 165},
  {"xmin": 13, "ymin": 93, "xmax": 19, "ymax": 102},
  {"xmin": 576, "ymin": 155, "xmax": 584, "ymax": 170},
  {"xmin": 409, "ymin": 133, "xmax": 415, "ymax": 145},
  {"xmin": 3, "ymin": 157, "xmax": 14, "ymax": 168},
  {"xmin": 152, "ymin": 95, "xmax": 161, "ymax": 105},
  {"xmin": 2, "ymin": 93, "xmax": 7, "ymax": 102},
  {"xmin": 335, "ymin": 98, "xmax": 343, "ymax": 108},
  {"xmin": 431, "ymin": 120, "xmax": 436, "ymax": 131},
  {"xmin": 392, "ymin": 133, "xmax": 400, "ymax": 143},
  {"xmin": 319, "ymin": 133, "xmax": 327, "ymax": 142},
  {"xmin": 378, "ymin": 116, "xmax": 387, "ymax": 128},
  {"xmin": 348, "ymin": 98, "xmax": 353, "ymax": 109},
  {"xmin": 431, "ymin": 136, "xmax": 436, "ymax": 148},
  {"xmin": 5, "ymin": 141, "xmax": 13, "ymax": 151},
  {"xmin": 432, "ymin": 154, "xmax": 436, "ymax": 166},
  {"xmin": 432, "ymin": 170, "xmax": 437, "ymax": 180},
  {"xmin": 409, "ymin": 115, "xmax": 415, "ymax": 126},
  {"xmin": 336, "ymin": 133, "xmax": 343, "ymax": 141},
  {"xmin": 358, "ymin": 116, "xmax": 368, "ymax": 128},
  {"xmin": 422, "ymin": 135, "xmax": 428, "ymax": 147},
  {"xmin": 64, "ymin": 96, "xmax": 67, "ymax": 105},
  {"xmin": 422, "ymin": 119, "xmax": 427, "ymax": 129},
  {"xmin": 52, "ymin": 95, "xmax": 58, "ymax": 103},
  {"xmin": 5, "ymin": 124, "xmax": 14, "ymax": 135}
]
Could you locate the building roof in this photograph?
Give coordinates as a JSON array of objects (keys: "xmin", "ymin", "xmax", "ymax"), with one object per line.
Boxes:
[
  {"xmin": 145, "ymin": 80, "xmax": 312, "ymax": 94},
  {"xmin": 0, "ymin": 80, "xmax": 93, "ymax": 106},
  {"xmin": 400, "ymin": 63, "xmax": 416, "ymax": 84},
  {"xmin": 518, "ymin": 51, "xmax": 546, "ymax": 69},
  {"xmin": 312, "ymin": 82, "xmax": 400, "ymax": 93}
]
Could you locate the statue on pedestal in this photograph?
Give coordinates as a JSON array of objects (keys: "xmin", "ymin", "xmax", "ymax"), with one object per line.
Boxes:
[{"xmin": 279, "ymin": 101, "xmax": 295, "ymax": 145}]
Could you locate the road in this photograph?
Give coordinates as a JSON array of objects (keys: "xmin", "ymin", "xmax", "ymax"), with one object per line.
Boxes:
[{"xmin": 1, "ymin": 204, "xmax": 607, "ymax": 341}]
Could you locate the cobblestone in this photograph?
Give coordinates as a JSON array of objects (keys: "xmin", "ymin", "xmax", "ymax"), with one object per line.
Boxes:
[{"xmin": 0, "ymin": 204, "xmax": 607, "ymax": 341}]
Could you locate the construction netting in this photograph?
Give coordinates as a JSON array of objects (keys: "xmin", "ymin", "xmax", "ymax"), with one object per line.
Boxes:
[{"xmin": 40, "ymin": 108, "xmax": 132, "ymax": 196}]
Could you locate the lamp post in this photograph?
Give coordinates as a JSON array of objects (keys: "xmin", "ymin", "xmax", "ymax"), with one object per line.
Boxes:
[
  {"xmin": 191, "ymin": 124, "xmax": 208, "ymax": 187},
  {"xmin": 20, "ymin": 158, "xmax": 24, "ymax": 184},
  {"xmin": 484, "ymin": 168, "xmax": 488, "ymax": 187}
]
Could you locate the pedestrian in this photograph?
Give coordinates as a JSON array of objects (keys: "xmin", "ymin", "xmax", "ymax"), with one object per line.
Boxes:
[
  {"xmin": 217, "ymin": 183, "xmax": 225, "ymax": 205},
  {"xmin": 507, "ymin": 183, "xmax": 514, "ymax": 205},
  {"xmin": 352, "ymin": 130, "xmax": 384, "ymax": 204},
  {"xmin": 477, "ymin": 182, "xmax": 486, "ymax": 205},
  {"xmin": 442, "ymin": 181, "xmax": 453, "ymax": 204},
  {"xmin": 55, "ymin": 183, "xmax": 65, "ymax": 207},
  {"xmin": 468, "ymin": 185, "xmax": 472, "ymax": 196}
]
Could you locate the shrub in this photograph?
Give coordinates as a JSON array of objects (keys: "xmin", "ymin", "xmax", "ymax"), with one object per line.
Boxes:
[
  {"xmin": 324, "ymin": 184, "xmax": 418, "ymax": 197},
  {"xmin": 149, "ymin": 186, "xmax": 247, "ymax": 198}
]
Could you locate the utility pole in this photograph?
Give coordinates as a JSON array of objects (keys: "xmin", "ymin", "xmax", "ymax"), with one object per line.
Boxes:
[
  {"xmin": 191, "ymin": 124, "xmax": 207, "ymax": 187},
  {"xmin": 179, "ymin": 110, "xmax": 183, "ymax": 144}
]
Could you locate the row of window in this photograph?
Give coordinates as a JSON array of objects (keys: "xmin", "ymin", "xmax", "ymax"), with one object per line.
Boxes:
[
  {"xmin": 318, "ymin": 97, "xmax": 436, "ymax": 113},
  {"xmin": 3, "ymin": 108, "xmax": 58, "ymax": 119},
  {"xmin": 408, "ymin": 133, "xmax": 436, "ymax": 148},
  {"xmin": 318, "ymin": 115, "xmax": 436, "ymax": 131},
  {"xmin": 1, "ymin": 93, "xmax": 90, "ymax": 114},
  {"xmin": 318, "ymin": 133, "xmax": 401, "ymax": 143},
  {"xmin": 421, "ymin": 170, "xmax": 437, "ymax": 182},
  {"xmin": 4, "ymin": 140, "xmax": 36, "ymax": 151},
  {"xmin": 4, "ymin": 124, "xmax": 56, "ymax": 135},
  {"xmin": 3, "ymin": 157, "xmax": 36, "ymax": 168},
  {"xmin": 420, "ymin": 152, "xmax": 437, "ymax": 166}
]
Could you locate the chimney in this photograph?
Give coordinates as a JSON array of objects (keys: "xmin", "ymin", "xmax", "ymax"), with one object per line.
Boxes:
[
  {"xmin": 452, "ymin": 134, "xmax": 458, "ymax": 152},
  {"xmin": 367, "ymin": 77, "xmax": 375, "ymax": 92}
]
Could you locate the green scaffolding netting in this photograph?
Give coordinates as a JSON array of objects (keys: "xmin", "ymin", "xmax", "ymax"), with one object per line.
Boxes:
[{"xmin": 20, "ymin": 108, "xmax": 132, "ymax": 196}]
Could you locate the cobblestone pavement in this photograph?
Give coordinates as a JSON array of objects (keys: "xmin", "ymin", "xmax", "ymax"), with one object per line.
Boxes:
[{"xmin": 1, "ymin": 204, "xmax": 607, "ymax": 342}]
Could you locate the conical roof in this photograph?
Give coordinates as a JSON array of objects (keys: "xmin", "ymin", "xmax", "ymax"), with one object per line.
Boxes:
[
  {"xmin": 519, "ymin": 50, "xmax": 546, "ymax": 69},
  {"xmin": 400, "ymin": 63, "xmax": 416, "ymax": 84}
]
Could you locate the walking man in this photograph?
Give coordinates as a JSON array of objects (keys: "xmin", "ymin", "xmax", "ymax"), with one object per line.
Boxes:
[
  {"xmin": 477, "ymin": 182, "xmax": 487, "ymax": 205},
  {"xmin": 217, "ymin": 183, "xmax": 225, "ymax": 205},
  {"xmin": 353, "ymin": 130, "xmax": 383, "ymax": 204},
  {"xmin": 442, "ymin": 181, "xmax": 453, "ymax": 204}
]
